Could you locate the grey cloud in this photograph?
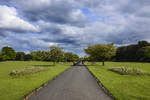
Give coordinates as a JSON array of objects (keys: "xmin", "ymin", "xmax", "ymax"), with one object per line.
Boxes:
[
  {"xmin": 1, "ymin": 0, "xmax": 150, "ymax": 56},
  {"xmin": 0, "ymin": 5, "xmax": 39, "ymax": 36},
  {"xmin": 40, "ymin": 31, "xmax": 80, "ymax": 46},
  {"xmin": 11, "ymin": 0, "xmax": 87, "ymax": 27},
  {"xmin": 0, "ymin": 30, "xmax": 10, "ymax": 37},
  {"xmin": 1, "ymin": 34, "xmax": 51, "ymax": 52},
  {"xmin": 116, "ymin": 0, "xmax": 150, "ymax": 14}
]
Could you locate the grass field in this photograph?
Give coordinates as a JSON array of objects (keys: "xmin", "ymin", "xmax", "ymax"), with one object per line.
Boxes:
[
  {"xmin": 0, "ymin": 61, "xmax": 72, "ymax": 100},
  {"xmin": 86, "ymin": 62, "xmax": 150, "ymax": 100}
]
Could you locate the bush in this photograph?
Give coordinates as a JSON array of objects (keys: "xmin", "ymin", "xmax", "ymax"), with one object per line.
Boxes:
[
  {"xmin": 10, "ymin": 66, "xmax": 49, "ymax": 76},
  {"xmin": 108, "ymin": 67, "xmax": 149, "ymax": 75}
]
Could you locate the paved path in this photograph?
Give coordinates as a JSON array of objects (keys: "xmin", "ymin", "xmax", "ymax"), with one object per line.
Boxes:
[{"xmin": 28, "ymin": 63, "xmax": 112, "ymax": 100}]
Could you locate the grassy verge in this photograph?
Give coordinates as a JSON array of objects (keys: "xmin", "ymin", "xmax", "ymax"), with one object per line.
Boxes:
[
  {"xmin": 0, "ymin": 61, "xmax": 72, "ymax": 100},
  {"xmin": 86, "ymin": 62, "xmax": 150, "ymax": 100}
]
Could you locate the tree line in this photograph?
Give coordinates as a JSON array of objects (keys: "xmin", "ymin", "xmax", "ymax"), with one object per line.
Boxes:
[
  {"xmin": 115, "ymin": 41, "xmax": 150, "ymax": 62},
  {"xmin": 1, "ymin": 40, "xmax": 150, "ymax": 65},
  {"xmin": 83, "ymin": 41, "xmax": 150, "ymax": 66},
  {"xmin": 0, "ymin": 46, "xmax": 80, "ymax": 63}
]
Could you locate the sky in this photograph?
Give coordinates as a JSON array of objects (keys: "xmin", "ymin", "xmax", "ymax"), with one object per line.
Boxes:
[{"xmin": 0, "ymin": 0, "xmax": 150, "ymax": 56}]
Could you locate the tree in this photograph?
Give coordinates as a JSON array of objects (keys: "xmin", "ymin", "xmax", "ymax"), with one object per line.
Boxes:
[
  {"xmin": 0, "ymin": 51, "xmax": 2, "ymax": 61},
  {"xmin": 24, "ymin": 54, "xmax": 32, "ymax": 61},
  {"xmin": 116, "ymin": 41, "xmax": 150, "ymax": 62},
  {"xmin": 64, "ymin": 52, "xmax": 79, "ymax": 62},
  {"xmin": 30, "ymin": 51, "xmax": 44, "ymax": 61},
  {"xmin": 16, "ymin": 52, "xmax": 25, "ymax": 61},
  {"xmin": 72, "ymin": 54, "xmax": 79, "ymax": 62},
  {"xmin": 82, "ymin": 56, "xmax": 90, "ymax": 62},
  {"xmin": 143, "ymin": 46, "xmax": 150, "ymax": 61},
  {"xmin": 138, "ymin": 41, "xmax": 150, "ymax": 48},
  {"xmin": 42, "ymin": 51, "xmax": 51, "ymax": 61},
  {"xmin": 64, "ymin": 52, "xmax": 73, "ymax": 62},
  {"xmin": 49, "ymin": 45, "xmax": 64, "ymax": 64},
  {"xmin": 136, "ymin": 47, "xmax": 146, "ymax": 61},
  {"xmin": 136, "ymin": 46, "xmax": 150, "ymax": 62},
  {"xmin": 84, "ymin": 43, "xmax": 116, "ymax": 66},
  {"xmin": 0, "ymin": 46, "xmax": 16, "ymax": 61}
]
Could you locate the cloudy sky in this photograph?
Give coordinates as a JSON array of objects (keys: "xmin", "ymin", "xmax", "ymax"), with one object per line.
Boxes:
[{"xmin": 0, "ymin": 0, "xmax": 150, "ymax": 56}]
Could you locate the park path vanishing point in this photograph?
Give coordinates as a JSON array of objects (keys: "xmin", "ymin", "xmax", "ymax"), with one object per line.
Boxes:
[{"xmin": 28, "ymin": 63, "xmax": 112, "ymax": 100}]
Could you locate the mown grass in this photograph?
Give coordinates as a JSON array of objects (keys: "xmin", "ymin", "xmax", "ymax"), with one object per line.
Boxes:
[
  {"xmin": 0, "ymin": 61, "xmax": 71, "ymax": 100},
  {"xmin": 86, "ymin": 62, "xmax": 150, "ymax": 100}
]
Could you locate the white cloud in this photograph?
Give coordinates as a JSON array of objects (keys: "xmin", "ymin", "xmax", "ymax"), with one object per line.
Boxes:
[
  {"xmin": 12, "ymin": 0, "xmax": 52, "ymax": 11},
  {"xmin": 59, "ymin": 24, "xmax": 84, "ymax": 36},
  {"xmin": 0, "ymin": 5, "xmax": 39, "ymax": 33},
  {"xmin": 1, "ymin": 0, "xmax": 150, "ymax": 56}
]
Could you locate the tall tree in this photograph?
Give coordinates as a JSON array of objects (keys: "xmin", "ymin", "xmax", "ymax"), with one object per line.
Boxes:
[
  {"xmin": 84, "ymin": 43, "xmax": 116, "ymax": 66},
  {"xmin": 49, "ymin": 45, "xmax": 64, "ymax": 64},
  {"xmin": 0, "ymin": 46, "xmax": 16, "ymax": 61},
  {"xmin": 42, "ymin": 51, "xmax": 51, "ymax": 61}
]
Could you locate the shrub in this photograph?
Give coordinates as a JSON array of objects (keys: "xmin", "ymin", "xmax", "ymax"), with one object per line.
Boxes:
[
  {"xmin": 10, "ymin": 66, "xmax": 49, "ymax": 76},
  {"xmin": 108, "ymin": 67, "xmax": 150, "ymax": 75}
]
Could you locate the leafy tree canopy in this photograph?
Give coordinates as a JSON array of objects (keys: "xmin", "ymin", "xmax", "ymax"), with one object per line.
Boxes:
[
  {"xmin": 0, "ymin": 46, "xmax": 16, "ymax": 61},
  {"xmin": 64, "ymin": 52, "xmax": 79, "ymax": 62},
  {"xmin": 84, "ymin": 43, "xmax": 116, "ymax": 66},
  {"xmin": 49, "ymin": 45, "xmax": 64, "ymax": 63}
]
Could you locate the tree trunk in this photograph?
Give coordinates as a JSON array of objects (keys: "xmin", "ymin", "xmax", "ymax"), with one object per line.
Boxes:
[{"xmin": 102, "ymin": 61, "xmax": 105, "ymax": 66}]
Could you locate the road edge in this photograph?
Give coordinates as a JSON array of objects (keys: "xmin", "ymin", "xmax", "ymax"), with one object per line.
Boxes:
[
  {"xmin": 84, "ymin": 64, "xmax": 116, "ymax": 100},
  {"xmin": 22, "ymin": 65, "xmax": 74, "ymax": 100}
]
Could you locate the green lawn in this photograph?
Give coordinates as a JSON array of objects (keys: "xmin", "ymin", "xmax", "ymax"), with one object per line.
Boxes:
[
  {"xmin": 86, "ymin": 62, "xmax": 150, "ymax": 100},
  {"xmin": 0, "ymin": 61, "xmax": 71, "ymax": 100}
]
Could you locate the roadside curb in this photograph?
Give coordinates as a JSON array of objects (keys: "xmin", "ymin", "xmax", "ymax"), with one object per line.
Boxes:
[
  {"xmin": 22, "ymin": 65, "xmax": 74, "ymax": 100},
  {"xmin": 84, "ymin": 64, "xmax": 116, "ymax": 100}
]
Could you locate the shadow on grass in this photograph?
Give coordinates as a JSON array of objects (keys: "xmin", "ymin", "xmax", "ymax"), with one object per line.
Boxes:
[{"xmin": 32, "ymin": 65, "xmax": 55, "ymax": 67}]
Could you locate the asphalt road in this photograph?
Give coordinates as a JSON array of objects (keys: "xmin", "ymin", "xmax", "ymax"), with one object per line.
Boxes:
[{"xmin": 28, "ymin": 63, "xmax": 112, "ymax": 100}]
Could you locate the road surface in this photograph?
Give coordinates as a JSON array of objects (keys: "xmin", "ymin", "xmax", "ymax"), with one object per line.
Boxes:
[{"xmin": 28, "ymin": 63, "xmax": 112, "ymax": 100}]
